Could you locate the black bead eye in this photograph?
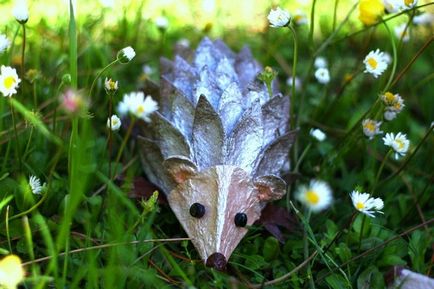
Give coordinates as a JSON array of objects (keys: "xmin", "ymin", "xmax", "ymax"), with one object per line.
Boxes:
[
  {"xmin": 190, "ymin": 203, "xmax": 205, "ymax": 218},
  {"xmin": 234, "ymin": 213, "xmax": 247, "ymax": 227}
]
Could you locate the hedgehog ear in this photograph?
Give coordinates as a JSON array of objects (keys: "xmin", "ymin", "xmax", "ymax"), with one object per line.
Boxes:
[
  {"xmin": 254, "ymin": 175, "xmax": 286, "ymax": 202},
  {"xmin": 163, "ymin": 156, "xmax": 197, "ymax": 184}
]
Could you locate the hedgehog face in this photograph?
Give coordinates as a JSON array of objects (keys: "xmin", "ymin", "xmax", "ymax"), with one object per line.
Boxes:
[{"xmin": 165, "ymin": 157, "xmax": 285, "ymax": 270}]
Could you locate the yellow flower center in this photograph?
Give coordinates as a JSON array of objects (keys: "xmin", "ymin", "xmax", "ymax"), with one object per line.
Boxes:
[
  {"xmin": 367, "ymin": 57, "xmax": 378, "ymax": 69},
  {"xmin": 4, "ymin": 76, "xmax": 16, "ymax": 90},
  {"xmin": 356, "ymin": 202, "xmax": 365, "ymax": 210},
  {"xmin": 404, "ymin": 0, "xmax": 414, "ymax": 5},
  {"xmin": 306, "ymin": 190, "xmax": 320, "ymax": 205},
  {"xmin": 364, "ymin": 121, "xmax": 376, "ymax": 132},
  {"xmin": 294, "ymin": 15, "xmax": 303, "ymax": 22},
  {"xmin": 393, "ymin": 102, "xmax": 401, "ymax": 110},
  {"xmin": 136, "ymin": 105, "xmax": 145, "ymax": 114},
  {"xmin": 384, "ymin": 92, "xmax": 395, "ymax": 103},
  {"xmin": 395, "ymin": 139, "xmax": 404, "ymax": 150}
]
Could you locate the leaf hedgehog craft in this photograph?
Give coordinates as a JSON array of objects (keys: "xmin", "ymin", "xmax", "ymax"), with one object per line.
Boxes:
[{"xmin": 138, "ymin": 37, "xmax": 296, "ymax": 270}]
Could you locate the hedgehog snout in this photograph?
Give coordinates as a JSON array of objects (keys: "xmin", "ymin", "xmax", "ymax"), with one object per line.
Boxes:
[{"xmin": 205, "ymin": 252, "xmax": 227, "ymax": 271}]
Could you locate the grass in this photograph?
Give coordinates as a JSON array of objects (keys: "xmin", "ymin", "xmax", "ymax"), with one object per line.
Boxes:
[{"xmin": 0, "ymin": 0, "xmax": 433, "ymax": 288}]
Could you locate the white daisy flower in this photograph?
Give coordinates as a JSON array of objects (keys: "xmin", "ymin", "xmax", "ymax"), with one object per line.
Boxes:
[
  {"xmin": 296, "ymin": 180, "xmax": 333, "ymax": 212},
  {"xmin": 176, "ymin": 38, "xmax": 190, "ymax": 47},
  {"xmin": 400, "ymin": 0, "xmax": 418, "ymax": 10},
  {"xmin": 0, "ymin": 66, "xmax": 21, "ymax": 97},
  {"xmin": 383, "ymin": 132, "xmax": 410, "ymax": 159},
  {"xmin": 310, "ymin": 128, "xmax": 326, "ymax": 141},
  {"xmin": 314, "ymin": 56, "xmax": 328, "ymax": 68},
  {"xmin": 12, "ymin": 0, "xmax": 29, "ymax": 24},
  {"xmin": 394, "ymin": 23, "xmax": 410, "ymax": 42},
  {"xmin": 143, "ymin": 65, "xmax": 153, "ymax": 75},
  {"xmin": 384, "ymin": 0, "xmax": 402, "ymax": 13},
  {"xmin": 362, "ymin": 119, "xmax": 383, "ymax": 140},
  {"xmin": 384, "ymin": 110, "xmax": 397, "ymax": 121},
  {"xmin": 104, "ymin": 77, "xmax": 118, "ymax": 93},
  {"xmin": 117, "ymin": 92, "xmax": 158, "ymax": 122},
  {"xmin": 155, "ymin": 16, "xmax": 169, "ymax": 29},
  {"xmin": 413, "ymin": 12, "xmax": 434, "ymax": 25},
  {"xmin": 268, "ymin": 7, "xmax": 291, "ymax": 28},
  {"xmin": 383, "ymin": 52, "xmax": 393, "ymax": 65},
  {"xmin": 0, "ymin": 34, "xmax": 10, "ymax": 54},
  {"xmin": 314, "ymin": 67, "xmax": 330, "ymax": 84},
  {"xmin": 99, "ymin": 0, "xmax": 114, "ymax": 8},
  {"xmin": 107, "ymin": 114, "xmax": 121, "ymax": 131},
  {"xmin": 381, "ymin": 91, "xmax": 400, "ymax": 106},
  {"xmin": 363, "ymin": 49, "xmax": 389, "ymax": 78},
  {"xmin": 350, "ymin": 190, "xmax": 384, "ymax": 218},
  {"xmin": 117, "ymin": 46, "xmax": 135, "ymax": 64},
  {"xmin": 29, "ymin": 175, "xmax": 44, "ymax": 195},
  {"xmin": 293, "ymin": 9, "xmax": 308, "ymax": 26},
  {"xmin": 286, "ymin": 76, "xmax": 301, "ymax": 91}
]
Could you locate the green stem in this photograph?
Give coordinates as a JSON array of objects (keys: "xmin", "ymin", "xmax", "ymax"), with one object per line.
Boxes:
[
  {"xmin": 9, "ymin": 99, "xmax": 22, "ymax": 170},
  {"xmin": 294, "ymin": 143, "xmax": 311, "ymax": 172},
  {"xmin": 108, "ymin": 94, "xmax": 113, "ymax": 179},
  {"xmin": 287, "ymin": 24, "xmax": 299, "ymax": 172},
  {"xmin": 358, "ymin": 214, "xmax": 367, "ymax": 252},
  {"xmin": 114, "ymin": 118, "xmax": 136, "ymax": 174},
  {"xmin": 332, "ymin": 0, "xmax": 340, "ymax": 32},
  {"xmin": 89, "ymin": 59, "xmax": 119, "ymax": 98},
  {"xmin": 6, "ymin": 206, "xmax": 12, "ymax": 253},
  {"xmin": 309, "ymin": 0, "xmax": 317, "ymax": 46},
  {"xmin": 381, "ymin": 20, "xmax": 397, "ymax": 93},
  {"xmin": 21, "ymin": 24, "xmax": 26, "ymax": 76},
  {"xmin": 303, "ymin": 210, "xmax": 315, "ymax": 289}
]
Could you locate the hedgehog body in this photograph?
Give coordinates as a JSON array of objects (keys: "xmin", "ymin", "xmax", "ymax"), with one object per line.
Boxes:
[{"xmin": 139, "ymin": 37, "xmax": 295, "ymax": 269}]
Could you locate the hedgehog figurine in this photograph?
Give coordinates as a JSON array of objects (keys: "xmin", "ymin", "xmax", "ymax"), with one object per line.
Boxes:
[{"xmin": 138, "ymin": 37, "xmax": 296, "ymax": 270}]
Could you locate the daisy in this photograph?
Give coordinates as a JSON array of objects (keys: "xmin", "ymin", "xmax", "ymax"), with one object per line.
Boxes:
[
  {"xmin": 381, "ymin": 91, "xmax": 400, "ymax": 106},
  {"xmin": 383, "ymin": 0, "xmax": 402, "ymax": 13},
  {"xmin": 0, "ymin": 34, "xmax": 10, "ymax": 54},
  {"xmin": 413, "ymin": 12, "xmax": 434, "ymax": 25},
  {"xmin": 350, "ymin": 190, "xmax": 384, "ymax": 218},
  {"xmin": 268, "ymin": 7, "xmax": 291, "ymax": 28},
  {"xmin": 155, "ymin": 16, "xmax": 169, "ymax": 30},
  {"xmin": 12, "ymin": 0, "xmax": 29, "ymax": 24},
  {"xmin": 401, "ymin": 0, "xmax": 418, "ymax": 9},
  {"xmin": 0, "ymin": 255, "xmax": 24, "ymax": 289},
  {"xmin": 394, "ymin": 23, "xmax": 410, "ymax": 42},
  {"xmin": 293, "ymin": 9, "xmax": 308, "ymax": 26},
  {"xmin": 383, "ymin": 132, "xmax": 410, "ymax": 159},
  {"xmin": 314, "ymin": 67, "xmax": 330, "ymax": 84},
  {"xmin": 117, "ymin": 92, "xmax": 158, "ymax": 122},
  {"xmin": 104, "ymin": 77, "xmax": 118, "ymax": 94},
  {"xmin": 296, "ymin": 180, "xmax": 333, "ymax": 212},
  {"xmin": 286, "ymin": 76, "xmax": 301, "ymax": 91},
  {"xmin": 363, "ymin": 49, "xmax": 388, "ymax": 78},
  {"xmin": 362, "ymin": 119, "xmax": 383, "ymax": 140},
  {"xmin": 143, "ymin": 65, "xmax": 153, "ymax": 75},
  {"xmin": 0, "ymin": 66, "xmax": 21, "ymax": 97},
  {"xmin": 384, "ymin": 110, "xmax": 398, "ymax": 121},
  {"xmin": 117, "ymin": 46, "xmax": 135, "ymax": 63},
  {"xmin": 314, "ymin": 56, "xmax": 328, "ymax": 68},
  {"xmin": 310, "ymin": 128, "xmax": 326, "ymax": 141},
  {"xmin": 29, "ymin": 175, "xmax": 44, "ymax": 195},
  {"xmin": 107, "ymin": 114, "xmax": 121, "ymax": 131}
]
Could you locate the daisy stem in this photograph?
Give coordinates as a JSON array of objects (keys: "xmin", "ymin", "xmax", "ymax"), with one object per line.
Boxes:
[
  {"xmin": 381, "ymin": 20, "xmax": 397, "ymax": 93},
  {"xmin": 89, "ymin": 60, "xmax": 119, "ymax": 98},
  {"xmin": 294, "ymin": 143, "xmax": 311, "ymax": 172},
  {"xmin": 21, "ymin": 23, "xmax": 26, "ymax": 76},
  {"xmin": 114, "ymin": 118, "xmax": 136, "ymax": 177},
  {"xmin": 6, "ymin": 206, "xmax": 12, "ymax": 253},
  {"xmin": 108, "ymin": 93, "xmax": 113, "ymax": 179},
  {"xmin": 357, "ymin": 214, "xmax": 366, "ymax": 252},
  {"xmin": 303, "ymin": 210, "xmax": 315, "ymax": 289},
  {"xmin": 9, "ymin": 99, "xmax": 22, "ymax": 170},
  {"xmin": 288, "ymin": 23, "xmax": 301, "ymax": 162},
  {"xmin": 309, "ymin": 0, "xmax": 317, "ymax": 46}
]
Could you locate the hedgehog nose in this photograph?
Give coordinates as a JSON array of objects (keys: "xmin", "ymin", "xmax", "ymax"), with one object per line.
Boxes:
[{"xmin": 206, "ymin": 252, "xmax": 227, "ymax": 271}]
